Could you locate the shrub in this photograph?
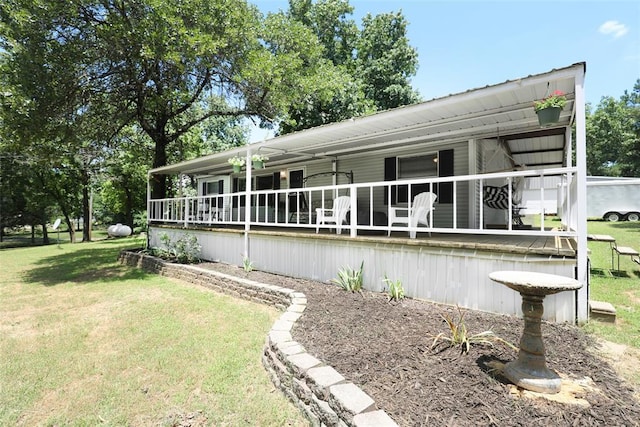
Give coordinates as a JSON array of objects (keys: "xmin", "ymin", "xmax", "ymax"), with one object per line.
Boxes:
[
  {"xmin": 331, "ymin": 261, "xmax": 364, "ymax": 292},
  {"xmin": 152, "ymin": 232, "xmax": 201, "ymax": 264}
]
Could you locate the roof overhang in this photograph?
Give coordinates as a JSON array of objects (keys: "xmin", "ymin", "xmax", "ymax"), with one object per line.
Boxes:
[{"xmin": 151, "ymin": 62, "xmax": 586, "ymax": 176}]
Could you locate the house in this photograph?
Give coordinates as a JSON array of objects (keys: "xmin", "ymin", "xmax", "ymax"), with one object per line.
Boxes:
[{"xmin": 147, "ymin": 62, "xmax": 588, "ymax": 323}]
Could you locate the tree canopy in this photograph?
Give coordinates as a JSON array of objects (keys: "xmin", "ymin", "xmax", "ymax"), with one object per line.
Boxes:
[
  {"xmin": 586, "ymin": 79, "xmax": 640, "ymax": 177},
  {"xmin": 1, "ymin": 0, "xmax": 335, "ymax": 199},
  {"xmin": 280, "ymin": 0, "xmax": 420, "ymax": 134}
]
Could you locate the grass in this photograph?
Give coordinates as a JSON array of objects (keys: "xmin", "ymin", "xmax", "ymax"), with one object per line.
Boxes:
[
  {"xmin": 2, "ymin": 221, "xmax": 638, "ymax": 424},
  {"xmin": 582, "ymin": 220, "xmax": 640, "ymax": 349},
  {"xmin": 0, "ymin": 236, "xmax": 305, "ymax": 426}
]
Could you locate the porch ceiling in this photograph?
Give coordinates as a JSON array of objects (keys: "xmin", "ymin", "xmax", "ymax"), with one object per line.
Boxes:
[{"xmin": 152, "ymin": 62, "xmax": 585, "ymax": 176}]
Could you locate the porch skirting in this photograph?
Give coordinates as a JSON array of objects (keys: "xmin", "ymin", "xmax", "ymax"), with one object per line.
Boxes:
[
  {"xmin": 148, "ymin": 226, "xmax": 581, "ymax": 323},
  {"xmin": 118, "ymin": 250, "xmax": 397, "ymax": 426}
]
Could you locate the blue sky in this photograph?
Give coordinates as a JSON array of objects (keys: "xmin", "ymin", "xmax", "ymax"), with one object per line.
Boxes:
[{"xmin": 251, "ymin": 0, "xmax": 639, "ymax": 140}]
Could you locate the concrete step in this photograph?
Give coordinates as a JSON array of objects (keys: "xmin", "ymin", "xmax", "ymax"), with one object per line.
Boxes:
[{"xmin": 589, "ymin": 300, "xmax": 616, "ymax": 323}]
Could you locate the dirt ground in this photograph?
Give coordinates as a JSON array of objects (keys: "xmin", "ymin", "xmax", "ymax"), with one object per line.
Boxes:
[{"xmin": 201, "ymin": 263, "xmax": 640, "ymax": 426}]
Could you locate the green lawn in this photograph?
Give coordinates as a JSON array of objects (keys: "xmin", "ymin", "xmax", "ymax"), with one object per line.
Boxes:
[
  {"xmin": 2, "ymin": 221, "xmax": 638, "ymax": 425},
  {"xmin": 583, "ymin": 219, "xmax": 640, "ymax": 348},
  {"xmin": 0, "ymin": 237, "xmax": 306, "ymax": 426}
]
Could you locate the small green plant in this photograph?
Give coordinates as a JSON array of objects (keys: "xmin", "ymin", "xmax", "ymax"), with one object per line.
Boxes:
[
  {"xmin": 383, "ymin": 275, "xmax": 405, "ymax": 301},
  {"xmin": 533, "ymin": 90, "xmax": 567, "ymax": 111},
  {"xmin": 331, "ymin": 261, "xmax": 364, "ymax": 292},
  {"xmin": 227, "ymin": 155, "xmax": 245, "ymax": 167},
  {"xmin": 242, "ymin": 256, "xmax": 254, "ymax": 272},
  {"xmin": 153, "ymin": 232, "xmax": 201, "ymax": 264},
  {"xmin": 430, "ymin": 306, "xmax": 517, "ymax": 354}
]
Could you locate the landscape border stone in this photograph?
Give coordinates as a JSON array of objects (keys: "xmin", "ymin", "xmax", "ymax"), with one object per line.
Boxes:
[{"xmin": 118, "ymin": 250, "xmax": 398, "ymax": 426}]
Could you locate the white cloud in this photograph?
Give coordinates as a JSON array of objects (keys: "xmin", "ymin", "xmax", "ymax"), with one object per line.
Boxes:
[{"xmin": 598, "ymin": 20, "xmax": 629, "ymax": 38}]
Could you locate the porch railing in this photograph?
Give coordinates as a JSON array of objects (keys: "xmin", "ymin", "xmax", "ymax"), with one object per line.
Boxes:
[{"xmin": 148, "ymin": 167, "xmax": 578, "ymax": 238}]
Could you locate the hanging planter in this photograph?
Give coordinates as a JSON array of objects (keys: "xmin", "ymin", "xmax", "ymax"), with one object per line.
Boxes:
[
  {"xmin": 536, "ymin": 106, "xmax": 562, "ymax": 127},
  {"xmin": 533, "ymin": 90, "xmax": 566, "ymax": 127},
  {"xmin": 252, "ymin": 154, "xmax": 268, "ymax": 169},
  {"xmin": 228, "ymin": 156, "xmax": 245, "ymax": 173}
]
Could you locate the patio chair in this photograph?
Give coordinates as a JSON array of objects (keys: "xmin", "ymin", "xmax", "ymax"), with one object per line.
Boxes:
[
  {"xmin": 388, "ymin": 192, "xmax": 437, "ymax": 238},
  {"xmin": 316, "ymin": 196, "xmax": 351, "ymax": 234}
]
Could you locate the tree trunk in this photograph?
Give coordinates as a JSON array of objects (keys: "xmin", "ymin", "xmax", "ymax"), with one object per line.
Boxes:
[
  {"xmin": 41, "ymin": 221, "xmax": 49, "ymax": 245},
  {"xmin": 65, "ymin": 217, "xmax": 75, "ymax": 243},
  {"xmin": 81, "ymin": 168, "xmax": 92, "ymax": 242},
  {"xmin": 151, "ymin": 135, "xmax": 169, "ymax": 200},
  {"xmin": 124, "ymin": 186, "xmax": 134, "ymax": 230}
]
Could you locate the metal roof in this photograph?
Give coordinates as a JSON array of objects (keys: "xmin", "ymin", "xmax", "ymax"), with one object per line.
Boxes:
[{"xmin": 151, "ymin": 62, "xmax": 585, "ymax": 176}]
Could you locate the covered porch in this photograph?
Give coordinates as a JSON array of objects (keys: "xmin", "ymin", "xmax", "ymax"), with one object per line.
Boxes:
[{"xmin": 147, "ymin": 63, "xmax": 588, "ymax": 322}]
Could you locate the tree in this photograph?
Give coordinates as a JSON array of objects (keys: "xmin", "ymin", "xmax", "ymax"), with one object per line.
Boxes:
[
  {"xmin": 586, "ymin": 80, "xmax": 640, "ymax": 176},
  {"xmin": 618, "ymin": 80, "xmax": 640, "ymax": 176},
  {"xmin": 1, "ymin": 0, "xmax": 332, "ymax": 202},
  {"xmin": 357, "ymin": 11, "xmax": 420, "ymax": 111},
  {"xmin": 288, "ymin": 0, "xmax": 358, "ymax": 67},
  {"xmin": 0, "ymin": 0, "xmax": 121, "ymax": 242},
  {"xmin": 283, "ymin": 0, "xmax": 420, "ymax": 133}
]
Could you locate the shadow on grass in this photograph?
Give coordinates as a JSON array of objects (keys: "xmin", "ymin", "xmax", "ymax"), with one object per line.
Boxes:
[
  {"xmin": 23, "ymin": 239, "xmax": 149, "ymax": 287},
  {"xmin": 610, "ymin": 270, "xmax": 632, "ymax": 279},
  {"xmin": 606, "ymin": 222, "xmax": 640, "ymax": 233},
  {"xmin": 590, "ymin": 268, "xmax": 612, "ymax": 277}
]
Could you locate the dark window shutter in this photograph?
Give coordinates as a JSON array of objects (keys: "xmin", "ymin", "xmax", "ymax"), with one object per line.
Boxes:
[
  {"xmin": 384, "ymin": 157, "xmax": 397, "ymax": 205},
  {"xmin": 232, "ymin": 178, "xmax": 239, "ymax": 208},
  {"xmin": 438, "ymin": 149, "xmax": 454, "ymax": 203}
]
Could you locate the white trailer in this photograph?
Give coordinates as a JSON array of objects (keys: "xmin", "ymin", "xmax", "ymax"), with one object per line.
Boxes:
[{"xmin": 585, "ymin": 177, "xmax": 640, "ymax": 221}]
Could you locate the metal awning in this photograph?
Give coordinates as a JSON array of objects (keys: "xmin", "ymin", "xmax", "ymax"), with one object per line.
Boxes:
[{"xmin": 151, "ymin": 62, "xmax": 585, "ymax": 176}]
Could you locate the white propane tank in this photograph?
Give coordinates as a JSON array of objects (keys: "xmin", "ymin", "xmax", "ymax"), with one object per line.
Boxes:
[{"xmin": 107, "ymin": 223, "xmax": 132, "ymax": 237}]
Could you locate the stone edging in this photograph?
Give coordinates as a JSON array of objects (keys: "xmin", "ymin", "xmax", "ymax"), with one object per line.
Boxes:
[{"xmin": 118, "ymin": 250, "xmax": 397, "ymax": 427}]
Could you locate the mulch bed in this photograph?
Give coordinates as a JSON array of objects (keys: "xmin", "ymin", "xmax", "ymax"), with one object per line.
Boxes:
[{"xmin": 200, "ymin": 262, "xmax": 640, "ymax": 426}]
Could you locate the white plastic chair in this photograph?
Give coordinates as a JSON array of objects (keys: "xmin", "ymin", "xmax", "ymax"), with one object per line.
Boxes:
[
  {"xmin": 388, "ymin": 192, "xmax": 437, "ymax": 238},
  {"xmin": 316, "ymin": 196, "xmax": 351, "ymax": 234}
]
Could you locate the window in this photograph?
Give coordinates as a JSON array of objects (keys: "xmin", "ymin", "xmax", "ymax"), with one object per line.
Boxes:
[
  {"xmin": 385, "ymin": 149, "xmax": 454, "ymax": 204},
  {"xmin": 204, "ymin": 180, "xmax": 223, "ymax": 195},
  {"xmin": 396, "ymin": 153, "xmax": 438, "ymax": 203},
  {"xmin": 398, "ymin": 153, "xmax": 438, "ymax": 179}
]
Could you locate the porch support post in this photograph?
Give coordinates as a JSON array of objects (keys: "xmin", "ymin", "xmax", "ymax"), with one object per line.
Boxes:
[
  {"xmin": 244, "ymin": 148, "xmax": 252, "ymax": 262},
  {"xmin": 146, "ymin": 172, "xmax": 152, "ymax": 249},
  {"xmin": 468, "ymin": 139, "xmax": 478, "ymax": 229},
  {"xmin": 146, "ymin": 172, "xmax": 151, "ymax": 224},
  {"xmin": 349, "ymin": 185, "xmax": 357, "ymax": 238},
  {"xmin": 332, "ymin": 160, "xmax": 337, "ymax": 199},
  {"xmin": 574, "ymin": 68, "xmax": 589, "ymax": 323}
]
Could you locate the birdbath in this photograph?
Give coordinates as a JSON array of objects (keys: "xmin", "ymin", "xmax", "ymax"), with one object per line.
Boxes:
[{"xmin": 489, "ymin": 271, "xmax": 582, "ymax": 394}]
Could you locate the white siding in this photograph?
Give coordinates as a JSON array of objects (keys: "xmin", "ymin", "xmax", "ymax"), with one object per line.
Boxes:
[
  {"xmin": 150, "ymin": 226, "xmax": 578, "ymax": 323},
  {"xmin": 335, "ymin": 141, "xmax": 470, "ymax": 228}
]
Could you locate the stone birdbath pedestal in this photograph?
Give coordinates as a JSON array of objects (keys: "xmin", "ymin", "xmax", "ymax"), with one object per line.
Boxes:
[{"xmin": 489, "ymin": 271, "xmax": 582, "ymax": 394}]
